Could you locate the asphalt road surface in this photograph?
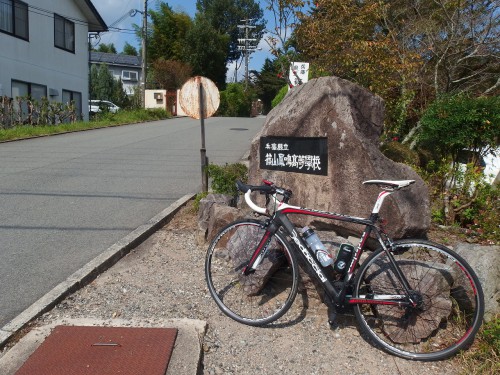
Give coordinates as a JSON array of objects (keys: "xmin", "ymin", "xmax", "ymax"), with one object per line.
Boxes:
[{"xmin": 0, "ymin": 116, "xmax": 264, "ymax": 327}]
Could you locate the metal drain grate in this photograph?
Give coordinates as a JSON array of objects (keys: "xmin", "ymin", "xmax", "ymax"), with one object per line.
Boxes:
[{"xmin": 15, "ymin": 325, "xmax": 177, "ymax": 375}]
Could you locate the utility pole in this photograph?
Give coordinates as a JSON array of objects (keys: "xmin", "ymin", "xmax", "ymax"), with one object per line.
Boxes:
[
  {"xmin": 141, "ymin": 0, "xmax": 148, "ymax": 108},
  {"xmin": 237, "ymin": 19, "xmax": 258, "ymax": 90},
  {"xmin": 88, "ymin": 33, "xmax": 100, "ymax": 107}
]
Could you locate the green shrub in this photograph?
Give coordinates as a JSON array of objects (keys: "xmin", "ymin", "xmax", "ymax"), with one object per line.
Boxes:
[
  {"xmin": 421, "ymin": 160, "xmax": 500, "ymax": 243},
  {"xmin": 0, "ymin": 108, "xmax": 171, "ymax": 142},
  {"xmin": 206, "ymin": 162, "xmax": 248, "ymax": 196},
  {"xmin": 193, "ymin": 191, "xmax": 209, "ymax": 212},
  {"xmin": 418, "ymin": 94, "xmax": 500, "ymax": 164},
  {"xmin": 380, "ymin": 141, "xmax": 419, "ymax": 166},
  {"xmin": 271, "ymin": 85, "xmax": 288, "ymax": 108},
  {"xmin": 217, "ymin": 83, "xmax": 253, "ymax": 117}
]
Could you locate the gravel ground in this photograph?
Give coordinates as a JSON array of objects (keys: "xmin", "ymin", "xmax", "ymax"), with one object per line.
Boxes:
[{"xmin": 35, "ymin": 203, "xmax": 463, "ymax": 375}]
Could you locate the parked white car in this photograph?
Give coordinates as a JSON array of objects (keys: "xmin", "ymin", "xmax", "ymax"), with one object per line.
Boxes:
[{"xmin": 89, "ymin": 100, "xmax": 120, "ymax": 114}]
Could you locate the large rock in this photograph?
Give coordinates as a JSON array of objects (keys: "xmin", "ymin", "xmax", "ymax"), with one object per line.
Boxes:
[
  {"xmin": 227, "ymin": 225, "xmax": 287, "ymax": 296},
  {"xmin": 454, "ymin": 244, "xmax": 500, "ymax": 322},
  {"xmin": 198, "ymin": 194, "xmax": 233, "ymax": 228},
  {"xmin": 248, "ymin": 76, "xmax": 429, "ymax": 240},
  {"xmin": 205, "ymin": 204, "xmax": 247, "ymax": 243}
]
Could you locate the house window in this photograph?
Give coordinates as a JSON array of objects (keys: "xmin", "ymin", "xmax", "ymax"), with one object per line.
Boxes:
[
  {"xmin": 11, "ymin": 80, "xmax": 47, "ymax": 116},
  {"xmin": 122, "ymin": 70, "xmax": 139, "ymax": 81},
  {"xmin": 0, "ymin": 0, "xmax": 29, "ymax": 40},
  {"xmin": 12, "ymin": 80, "xmax": 47, "ymax": 100},
  {"xmin": 62, "ymin": 90, "xmax": 82, "ymax": 120},
  {"xmin": 54, "ymin": 14, "xmax": 75, "ymax": 52}
]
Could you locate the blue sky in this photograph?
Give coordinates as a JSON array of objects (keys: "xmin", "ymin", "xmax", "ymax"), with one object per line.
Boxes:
[{"xmin": 92, "ymin": 0, "xmax": 275, "ymax": 82}]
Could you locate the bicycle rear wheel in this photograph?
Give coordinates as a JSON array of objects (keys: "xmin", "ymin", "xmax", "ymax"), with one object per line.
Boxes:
[
  {"xmin": 353, "ymin": 239, "xmax": 484, "ymax": 361},
  {"xmin": 205, "ymin": 219, "xmax": 299, "ymax": 326}
]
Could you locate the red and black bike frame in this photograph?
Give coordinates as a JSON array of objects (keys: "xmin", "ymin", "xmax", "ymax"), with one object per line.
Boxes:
[{"xmin": 243, "ymin": 206, "xmax": 416, "ymax": 309}]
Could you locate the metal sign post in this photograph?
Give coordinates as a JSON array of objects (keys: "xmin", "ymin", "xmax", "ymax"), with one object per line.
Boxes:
[
  {"xmin": 179, "ymin": 76, "xmax": 220, "ymax": 193},
  {"xmin": 199, "ymin": 80, "xmax": 208, "ymax": 192}
]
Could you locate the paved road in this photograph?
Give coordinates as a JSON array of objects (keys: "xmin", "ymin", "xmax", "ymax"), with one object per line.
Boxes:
[{"xmin": 0, "ymin": 116, "xmax": 264, "ymax": 327}]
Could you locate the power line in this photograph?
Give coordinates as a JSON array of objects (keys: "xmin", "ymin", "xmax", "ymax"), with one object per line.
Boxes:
[
  {"xmin": 0, "ymin": 0, "xmax": 141, "ymax": 37},
  {"xmin": 1, "ymin": 0, "xmax": 95, "ymax": 28}
]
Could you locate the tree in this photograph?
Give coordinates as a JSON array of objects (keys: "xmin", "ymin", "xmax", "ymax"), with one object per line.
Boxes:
[
  {"xmin": 147, "ymin": 3, "xmax": 193, "ymax": 62},
  {"xmin": 417, "ymin": 94, "xmax": 500, "ymax": 227},
  {"xmin": 151, "ymin": 59, "xmax": 192, "ymax": 89},
  {"xmin": 389, "ymin": 0, "xmax": 500, "ymax": 97},
  {"xmin": 96, "ymin": 43, "xmax": 117, "ymax": 54},
  {"xmin": 184, "ymin": 15, "xmax": 230, "ymax": 88},
  {"xmin": 263, "ymin": 0, "xmax": 305, "ymax": 57},
  {"xmin": 122, "ymin": 42, "xmax": 138, "ymax": 56},
  {"xmin": 93, "ymin": 64, "xmax": 115, "ymax": 100},
  {"xmin": 89, "ymin": 64, "xmax": 99, "ymax": 100},
  {"xmin": 89, "ymin": 64, "xmax": 129, "ymax": 107},
  {"xmin": 295, "ymin": 0, "xmax": 499, "ymax": 135},
  {"xmin": 418, "ymin": 94, "xmax": 500, "ymax": 163},
  {"xmin": 111, "ymin": 78, "xmax": 130, "ymax": 108},
  {"xmin": 252, "ymin": 58, "xmax": 286, "ymax": 113},
  {"xmin": 196, "ymin": 0, "xmax": 266, "ymax": 63},
  {"xmin": 370, "ymin": 0, "xmax": 500, "ymax": 119},
  {"xmin": 296, "ymin": 1, "xmax": 419, "ymax": 124}
]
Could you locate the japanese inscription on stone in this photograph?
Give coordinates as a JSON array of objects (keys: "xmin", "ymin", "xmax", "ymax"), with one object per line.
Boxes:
[{"xmin": 260, "ymin": 136, "xmax": 328, "ymax": 176}]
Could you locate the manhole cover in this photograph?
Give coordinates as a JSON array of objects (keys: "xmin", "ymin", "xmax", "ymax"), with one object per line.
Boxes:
[
  {"xmin": 15, "ymin": 325, "xmax": 177, "ymax": 375},
  {"xmin": 229, "ymin": 128, "xmax": 248, "ymax": 131}
]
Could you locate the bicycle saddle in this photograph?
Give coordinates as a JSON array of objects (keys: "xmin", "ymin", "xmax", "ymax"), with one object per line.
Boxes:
[{"xmin": 363, "ymin": 180, "xmax": 415, "ymax": 191}]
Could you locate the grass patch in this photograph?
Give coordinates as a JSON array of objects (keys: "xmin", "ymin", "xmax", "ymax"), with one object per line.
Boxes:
[
  {"xmin": 0, "ymin": 108, "xmax": 171, "ymax": 142},
  {"xmin": 459, "ymin": 315, "xmax": 500, "ymax": 375}
]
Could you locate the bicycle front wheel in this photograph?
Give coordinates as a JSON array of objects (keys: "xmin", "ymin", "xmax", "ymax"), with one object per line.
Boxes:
[
  {"xmin": 205, "ymin": 219, "xmax": 299, "ymax": 326},
  {"xmin": 353, "ymin": 239, "xmax": 484, "ymax": 361}
]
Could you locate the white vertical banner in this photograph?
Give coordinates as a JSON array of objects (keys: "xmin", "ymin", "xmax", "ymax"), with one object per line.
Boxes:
[{"xmin": 289, "ymin": 62, "xmax": 310, "ymax": 88}]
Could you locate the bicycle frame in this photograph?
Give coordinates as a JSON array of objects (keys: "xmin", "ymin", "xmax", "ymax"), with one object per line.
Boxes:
[
  {"xmin": 243, "ymin": 188, "xmax": 416, "ymax": 309},
  {"xmin": 208, "ymin": 179, "xmax": 484, "ymax": 360}
]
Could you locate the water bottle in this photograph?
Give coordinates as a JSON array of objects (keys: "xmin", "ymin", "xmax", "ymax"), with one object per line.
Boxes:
[
  {"xmin": 301, "ymin": 227, "xmax": 333, "ymax": 267},
  {"xmin": 333, "ymin": 244, "xmax": 355, "ymax": 274}
]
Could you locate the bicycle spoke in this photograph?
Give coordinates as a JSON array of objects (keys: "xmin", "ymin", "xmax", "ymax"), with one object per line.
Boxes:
[
  {"xmin": 354, "ymin": 240, "xmax": 484, "ymax": 360},
  {"xmin": 206, "ymin": 220, "xmax": 299, "ymax": 326}
]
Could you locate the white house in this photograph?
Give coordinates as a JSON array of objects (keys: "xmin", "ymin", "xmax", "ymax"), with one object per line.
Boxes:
[
  {"xmin": 0, "ymin": 0, "xmax": 107, "ymax": 120},
  {"xmin": 90, "ymin": 52, "xmax": 142, "ymax": 96}
]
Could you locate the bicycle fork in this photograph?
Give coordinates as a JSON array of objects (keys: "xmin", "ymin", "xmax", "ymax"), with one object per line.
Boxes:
[{"xmin": 242, "ymin": 220, "xmax": 279, "ymax": 276}]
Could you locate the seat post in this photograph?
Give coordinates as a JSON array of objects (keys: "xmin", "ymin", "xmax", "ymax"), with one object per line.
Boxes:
[{"xmin": 371, "ymin": 190, "xmax": 394, "ymax": 214}]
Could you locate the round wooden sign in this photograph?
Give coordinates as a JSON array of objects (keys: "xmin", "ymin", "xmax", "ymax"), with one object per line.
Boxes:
[{"xmin": 179, "ymin": 76, "xmax": 220, "ymax": 119}]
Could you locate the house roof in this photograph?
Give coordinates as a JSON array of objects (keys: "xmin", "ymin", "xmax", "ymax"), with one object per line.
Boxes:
[
  {"xmin": 90, "ymin": 52, "xmax": 141, "ymax": 67},
  {"xmin": 75, "ymin": 0, "xmax": 107, "ymax": 32}
]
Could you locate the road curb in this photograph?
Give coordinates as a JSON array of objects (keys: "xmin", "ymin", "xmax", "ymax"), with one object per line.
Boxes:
[{"xmin": 0, "ymin": 194, "xmax": 195, "ymax": 350}]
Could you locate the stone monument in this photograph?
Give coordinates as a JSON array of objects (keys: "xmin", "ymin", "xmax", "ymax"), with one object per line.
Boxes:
[{"xmin": 248, "ymin": 76, "xmax": 430, "ymax": 240}]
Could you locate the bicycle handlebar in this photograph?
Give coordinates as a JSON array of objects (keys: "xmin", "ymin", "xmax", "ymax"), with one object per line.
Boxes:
[{"xmin": 236, "ymin": 180, "xmax": 292, "ymax": 214}]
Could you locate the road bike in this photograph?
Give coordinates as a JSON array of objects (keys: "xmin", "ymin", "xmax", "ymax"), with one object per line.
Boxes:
[{"xmin": 205, "ymin": 179, "xmax": 484, "ymax": 361}]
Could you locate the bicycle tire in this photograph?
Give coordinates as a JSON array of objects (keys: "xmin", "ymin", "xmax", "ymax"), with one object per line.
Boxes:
[
  {"xmin": 205, "ymin": 219, "xmax": 299, "ymax": 326},
  {"xmin": 353, "ymin": 239, "xmax": 484, "ymax": 361}
]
